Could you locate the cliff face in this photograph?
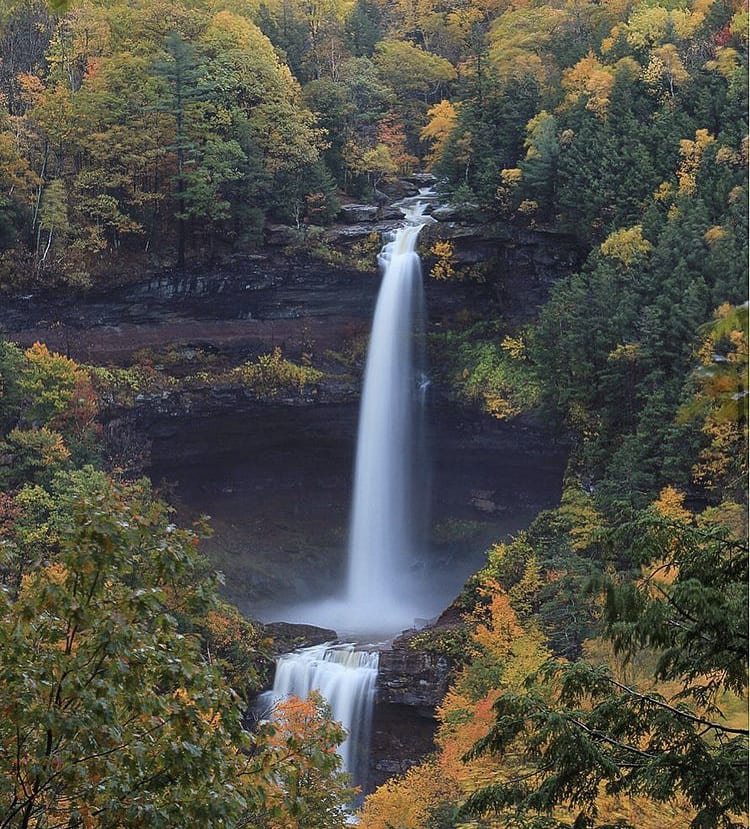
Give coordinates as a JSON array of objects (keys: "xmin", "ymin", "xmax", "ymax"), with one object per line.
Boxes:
[
  {"xmin": 0, "ymin": 258, "xmax": 379, "ymax": 365},
  {"xmin": 423, "ymin": 220, "xmax": 582, "ymax": 320},
  {"xmin": 0, "ymin": 213, "xmax": 581, "ymax": 365}
]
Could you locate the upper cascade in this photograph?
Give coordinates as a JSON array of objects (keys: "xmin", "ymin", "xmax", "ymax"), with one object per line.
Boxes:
[{"xmin": 267, "ymin": 191, "xmax": 441, "ymax": 639}]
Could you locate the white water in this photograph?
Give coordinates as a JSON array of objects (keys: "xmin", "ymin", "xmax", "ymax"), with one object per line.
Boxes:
[
  {"xmin": 272, "ymin": 195, "xmax": 436, "ymax": 638},
  {"xmin": 258, "ymin": 196, "xmax": 434, "ymax": 792},
  {"xmin": 346, "ymin": 201, "xmax": 428, "ymax": 624},
  {"xmin": 261, "ymin": 644, "xmax": 379, "ymax": 786}
]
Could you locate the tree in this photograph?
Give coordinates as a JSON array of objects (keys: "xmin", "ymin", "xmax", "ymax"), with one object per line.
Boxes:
[
  {"xmin": 17, "ymin": 342, "xmax": 97, "ymax": 430},
  {"xmin": 487, "ymin": 5, "xmax": 568, "ymax": 90},
  {"xmin": 247, "ymin": 692, "xmax": 354, "ymax": 829},
  {"xmin": 462, "ymin": 513, "xmax": 749, "ymax": 829},
  {"xmin": 357, "ymin": 759, "xmax": 459, "ymax": 829},
  {"xmin": 152, "ymin": 31, "xmax": 212, "ymax": 269},
  {"xmin": 344, "ymin": 0, "xmax": 383, "ymax": 57},
  {"xmin": 0, "ymin": 470, "xmax": 254, "ymax": 828},
  {"xmin": 680, "ymin": 303, "xmax": 748, "ymax": 499},
  {"xmin": 420, "ymin": 99, "xmax": 457, "ymax": 169},
  {"xmin": 36, "ymin": 179, "xmax": 68, "ymax": 268},
  {"xmin": 519, "ymin": 110, "xmax": 560, "ymax": 215},
  {"xmin": 373, "ymin": 39, "xmax": 455, "ymax": 148}
]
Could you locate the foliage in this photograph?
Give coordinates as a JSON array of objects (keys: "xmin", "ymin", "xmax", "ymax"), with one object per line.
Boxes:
[
  {"xmin": 0, "ymin": 0, "xmax": 329, "ymax": 282},
  {"xmin": 421, "ymin": 100, "xmax": 457, "ymax": 170},
  {"xmin": 1, "ymin": 0, "xmax": 743, "ymax": 292},
  {"xmin": 88, "ymin": 363, "xmax": 179, "ymax": 407},
  {"xmin": 0, "ymin": 343, "xmax": 101, "ymax": 485},
  {"xmin": 678, "ymin": 303, "xmax": 748, "ymax": 498},
  {"xmin": 0, "ymin": 470, "xmax": 254, "ymax": 828},
  {"xmin": 19, "ymin": 342, "xmax": 98, "ymax": 430},
  {"xmin": 432, "ymin": 323, "xmax": 541, "ymax": 419},
  {"xmin": 359, "ymin": 581, "xmax": 555, "ymax": 828},
  {"xmin": 407, "ymin": 624, "xmax": 471, "ymax": 664},
  {"xmin": 196, "ymin": 600, "xmax": 271, "ymax": 699},
  {"xmin": 462, "ymin": 513, "xmax": 748, "ymax": 829},
  {"xmin": 0, "ymin": 425, "xmax": 71, "ymax": 487},
  {"xmin": 428, "ymin": 240, "xmax": 457, "ymax": 281},
  {"xmin": 215, "ymin": 348, "xmax": 324, "ymax": 397},
  {"xmin": 246, "ymin": 692, "xmax": 355, "ymax": 829},
  {"xmin": 87, "ymin": 348, "xmax": 324, "ymax": 407},
  {"xmin": 358, "ymin": 759, "xmax": 461, "ymax": 829}
]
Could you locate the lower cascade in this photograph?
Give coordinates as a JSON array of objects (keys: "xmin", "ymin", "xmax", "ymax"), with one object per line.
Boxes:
[{"xmin": 266, "ymin": 644, "xmax": 379, "ymax": 788}]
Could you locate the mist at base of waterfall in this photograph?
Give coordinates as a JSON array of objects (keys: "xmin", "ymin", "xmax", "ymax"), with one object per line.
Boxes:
[
  {"xmin": 268, "ymin": 551, "xmax": 472, "ymax": 642},
  {"xmin": 268, "ymin": 579, "xmax": 445, "ymax": 641}
]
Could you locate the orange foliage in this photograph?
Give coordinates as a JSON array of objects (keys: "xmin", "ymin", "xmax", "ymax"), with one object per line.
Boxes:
[
  {"xmin": 257, "ymin": 692, "xmax": 352, "ymax": 829},
  {"xmin": 562, "ymin": 53, "xmax": 614, "ymax": 115},
  {"xmin": 652, "ymin": 485, "xmax": 692, "ymax": 523},
  {"xmin": 436, "ymin": 689, "xmax": 504, "ymax": 792},
  {"xmin": 358, "ymin": 759, "xmax": 460, "ymax": 829},
  {"xmin": 376, "ymin": 116, "xmax": 418, "ymax": 176},
  {"xmin": 470, "ymin": 583, "xmax": 523, "ymax": 659},
  {"xmin": 360, "ymin": 576, "xmax": 699, "ymax": 828}
]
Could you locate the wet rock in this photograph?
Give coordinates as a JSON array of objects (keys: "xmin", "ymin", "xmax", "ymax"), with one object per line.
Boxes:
[
  {"xmin": 322, "ymin": 221, "xmax": 400, "ymax": 245},
  {"xmin": 368, "ymin": 701, "xmax": 437, "ymax": 792},
  {"xmin": 339, "ymin": 204, "xmax": 379, "ymax": 223},
  {"xmin": 262, "ymin": 621, "xmax": 338, "ymax": 655},
  {"xmin": 431, "ymin": 203, "xmax": 480, "ymax": 222},
  {"xmin": 377, "ymin": 647, "xmax": 451, "ymax": 708},
  {"xmin": 403, "ymin": 172, "xmax": 438, "ymax": 187},
  {"xmin": 378, "ymin": 206, "xmax": 405, "ymax": 221},
  {"xmin": 379, "ymin": 179, "xmax": 418, "ymax": 199}
]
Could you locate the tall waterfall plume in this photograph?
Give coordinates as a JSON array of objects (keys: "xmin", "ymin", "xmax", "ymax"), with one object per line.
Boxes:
[
  {"xmin": 345, "ymin": 201, "xmax": 429, "ymax": 630},
  {"xmin": 269, "ymin": 196, "xmax": 434, "ymax": 637}
]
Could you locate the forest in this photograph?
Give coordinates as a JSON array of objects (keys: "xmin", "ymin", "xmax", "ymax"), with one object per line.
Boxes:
[{"xmin": 0, "ymin": 0, "xmax": 747, "ymax": 826}]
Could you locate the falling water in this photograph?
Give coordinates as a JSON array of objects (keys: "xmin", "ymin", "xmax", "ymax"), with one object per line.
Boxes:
[
  {"xmin": 272, "ymin": 197, "xmax": 434, "ymax": 637},
  {"xmin": 258, "ymin": 198, "xmax": 432, "ymax": 793},
  {"xmin": 262, "ymin": 644, "xmax": 379, "ymax": 788},
  {"xmin": 345, "ymin": 201, "xmax": 429, "ymax": 627}
]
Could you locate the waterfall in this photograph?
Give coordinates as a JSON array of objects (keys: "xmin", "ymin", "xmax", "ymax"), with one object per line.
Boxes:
[
  {"xmin": 263, "ymin": 644, "xmax": 379, "ymax": 788},
  {"xmin": 270, "ymin": 196, "xmax": 434, "ymax": 637},
  {"xmin": 257, "ymin": 197, "xmax": 433, "ymax": 794},
  {"xmin": 345, "ymin": 202, "xmax": 429, "ymax": 628}
]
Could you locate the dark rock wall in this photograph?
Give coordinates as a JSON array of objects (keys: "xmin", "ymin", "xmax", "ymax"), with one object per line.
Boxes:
[
  {"xmin": 0, "ymin": 221, "xmax": 581, "ymax": 364},
  {"xmin": 377, "ymin": 648, "xmax": 451, "ymax": 709},
  {"xmin": 422, "ymin": 221, "xmax": 582, "ymax": 322}
]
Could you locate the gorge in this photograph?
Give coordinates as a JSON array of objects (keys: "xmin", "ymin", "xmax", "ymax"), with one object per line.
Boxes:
[
  {"xmin": 243, "ymin": 196, "xmax": 570, "ymax": 791},
  {"xmin": 0, "ymin": 202, "xmax": 572, "ymax": 792},
  {"xmin": 0, "ymin": 0, "xmax": 744, "ymax": 822}
]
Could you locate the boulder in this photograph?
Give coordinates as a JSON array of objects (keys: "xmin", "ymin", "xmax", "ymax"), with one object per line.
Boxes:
[
  {"xmin": 265, "ymin": 224, "xmax": 301, "ymax": 246},
  {"xmin": 262, "ymin": 621, "xmax": 338, "ymax": 655},
  {"xmin": 403, "ymin": 172, "xmax": 438, "ymax": 187},
  {"xmin": 431, "ymin": 203, "xmax": 479, "ymax": 222},
  {"xmin": 379, "ymin": 206, "xmax": 405, "ymax": 221},
  {"xmin": 322, "ymin": 220, "xmax": 400, "ymax": 245},
  {"xmin": 338, "ymin": 204, "xmax": 379, "ymax": 223},
  {"xmin": 379, "ymin": 179, "xmax": 418, "ymax": 198},
  {"xmin": 377, "ymin": 647, "xmax": 451, "ymax": 708}
]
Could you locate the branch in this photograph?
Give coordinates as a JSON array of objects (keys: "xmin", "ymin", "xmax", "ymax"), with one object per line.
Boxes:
[
  {"xmin": 607, "ymin": 677, "xmax": 749, "ymax": 736},
  {"xmin": 564, "ymin": 714, "xmax": 656, "ymax": 761}
]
